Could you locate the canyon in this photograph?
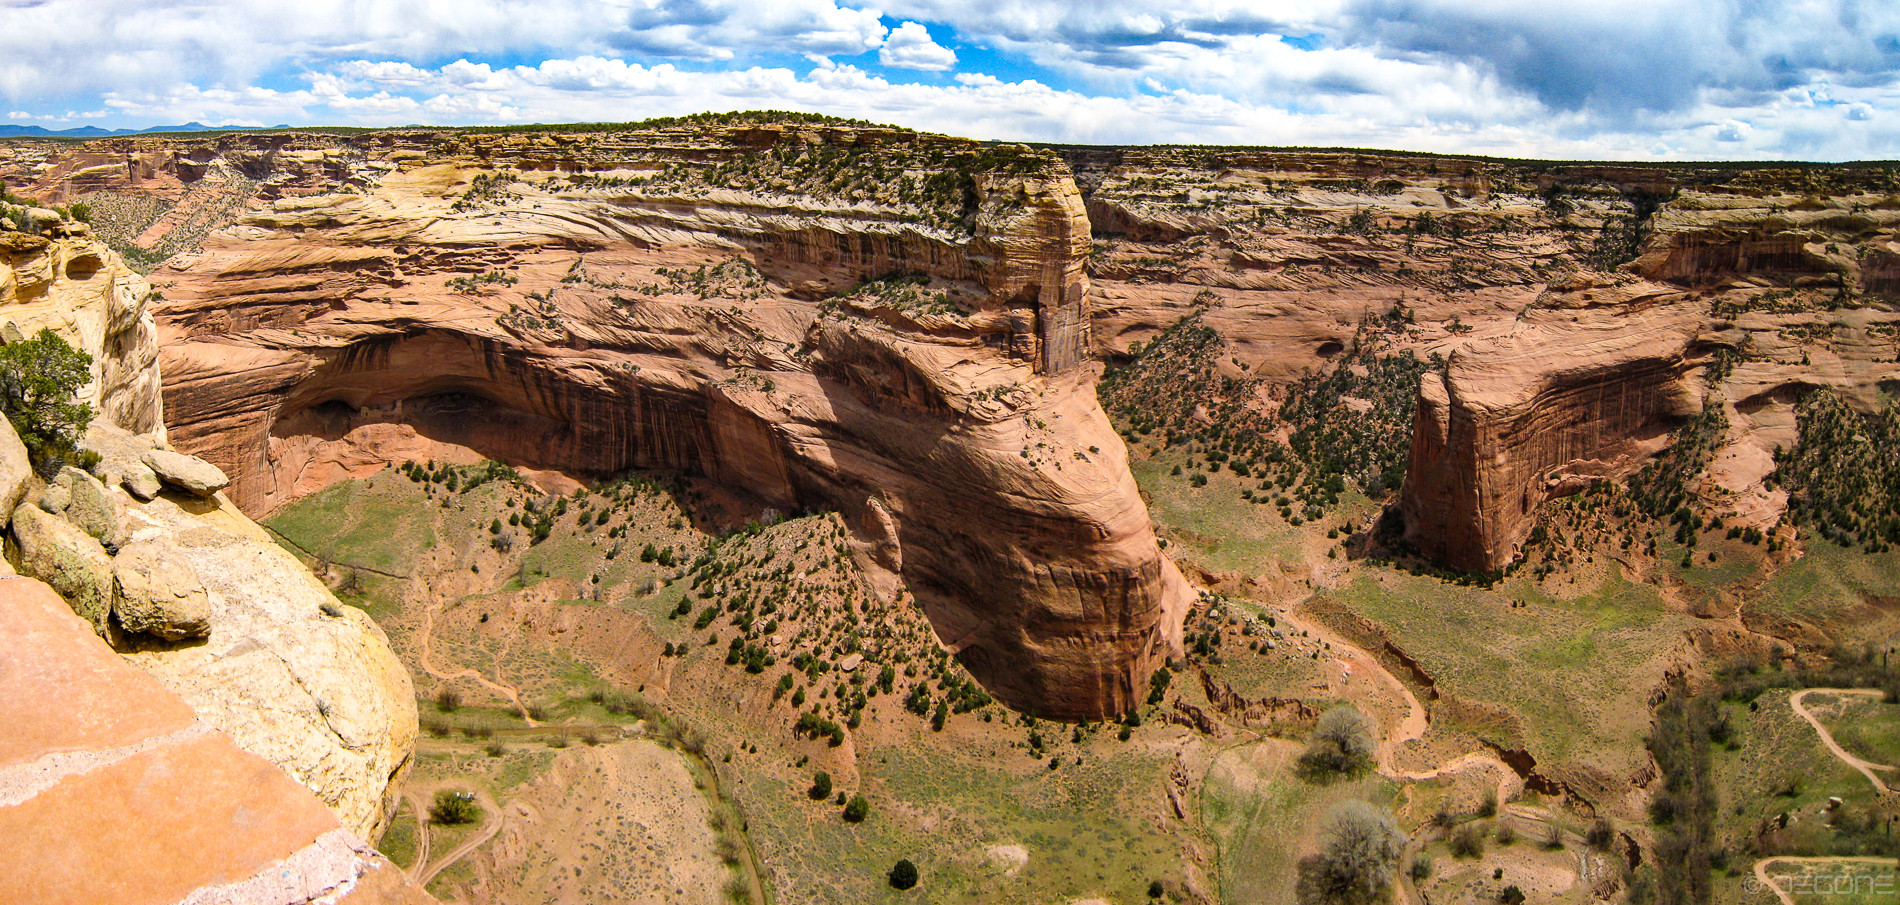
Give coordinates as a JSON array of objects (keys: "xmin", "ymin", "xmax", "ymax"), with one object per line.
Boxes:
[{"xmin": 4, "ymin": 118, "xmax": 1900, "ymax": 904}]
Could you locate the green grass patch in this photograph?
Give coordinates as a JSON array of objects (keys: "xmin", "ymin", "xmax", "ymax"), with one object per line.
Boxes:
[{"xmin": 1323, "ymin": 567, "xmax": 1688, "ymax": 772}]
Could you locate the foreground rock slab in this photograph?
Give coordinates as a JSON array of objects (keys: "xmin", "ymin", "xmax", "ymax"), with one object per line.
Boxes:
[{"xmin": 0, "ymin": 576, "xmax": 433, "ymax": 905}]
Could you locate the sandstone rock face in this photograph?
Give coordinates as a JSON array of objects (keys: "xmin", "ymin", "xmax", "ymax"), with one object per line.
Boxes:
[
  {"xmin": 1059, "ymin": 149, "xmax": 1900, "ymax": 571},
  {"xmin": 0, "ymin": 576, "xmax": 432, "ymax": 905},
  {"xmin": 0, "ymin": 224, "xmax": 418, "ymax": 838},
  {"xmin": 11, "ymin": 504, "xmax": 116, "ymax": 634},
  {"xmin": 1401, "ymin": 292, "xmax": 1707, "ymax": 572},
  {"xmin": 80, "ymin": 123, "xmax": 1192, "ymax": 719},
  {"xmin": 142, "ymin": 446, "xmax": 229, "ymax": 495},
  {"xmin": 0, "ymin": 417, "xmax": 27, "ymax": 515},
  {"xmin": 115, "ymin": 490, "xmax": 419, "ymax": 839},
  {"xmin": 111, "ymin": 540, "xmax": 211, "ymax": 640}
]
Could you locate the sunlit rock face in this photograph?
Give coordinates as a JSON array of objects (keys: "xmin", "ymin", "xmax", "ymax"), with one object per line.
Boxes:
[{"xmin": 33, "ymin": 122, "xmax": 1190, "ymax": 720}]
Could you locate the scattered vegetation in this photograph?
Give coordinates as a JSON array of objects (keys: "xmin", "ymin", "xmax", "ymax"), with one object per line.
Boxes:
[
  {"xmin": 1773, "ymin": 391, "xmax": 1900, "ymax": 553},
  {"xmin": 1101, "ymin": 310, "xmax": 1429, "ymax": 520},
  {"xmin": 0, "ymin": 327, "xmax": 96, "ymax": 477},
  {"xmin": 1298, "ymin": 801, "xmax": 1406, "ymax": 905}
]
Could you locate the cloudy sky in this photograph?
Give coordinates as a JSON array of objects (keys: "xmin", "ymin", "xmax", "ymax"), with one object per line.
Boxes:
[{"xmin": 1, "ymin": 0, "xmax": 1895, "ymax": 160}]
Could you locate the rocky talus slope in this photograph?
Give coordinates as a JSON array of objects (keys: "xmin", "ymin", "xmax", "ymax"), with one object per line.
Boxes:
[
  {"xmin": 0, "ymin": 225, "xmax": 416, "ymax": 839},
  {"xmin": 4, "ymin": 121, "xmax": 1190, "ymax": 719},
  {"xmin": 1063, "ymin": 149, "xmax": 1900, "ymax": 572}
]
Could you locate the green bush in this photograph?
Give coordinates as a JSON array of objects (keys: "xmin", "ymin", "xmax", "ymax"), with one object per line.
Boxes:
[
  {"xmin": 0, "ymin": 328, "xmax": 94, "ymax": 477},
  {"xmin": 888, "ymin": 858, "xmax": 918, "ymax": 890},
  {"xmin": 809, "ymin": 770, "xmax": 832, "ymax": 801},
  {"xmin": 842, "ymin": 793, "xmax": 869, "ymax": 823},
  {"xmin": 429, "ymin": 790, "xmax": 480, "ymax": 825},
  {"xmin": 1297, "ymin": 706, "xmax": 1376, "ymax": 780}
]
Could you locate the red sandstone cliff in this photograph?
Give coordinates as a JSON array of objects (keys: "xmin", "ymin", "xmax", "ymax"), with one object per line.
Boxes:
[{"xmin": 14, "ymin": 122, "xmax": 1190, "ymax": 719}]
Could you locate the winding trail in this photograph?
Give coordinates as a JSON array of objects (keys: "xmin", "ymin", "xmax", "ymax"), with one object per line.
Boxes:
[
  {"xmin": 402, "ymin": 792, "xmax": 431, "ymax": 882},
  {"xmin": 1749, "ymin": 689, "xmax": 1900, "ymax": 905},
  {"xmin": 1271, "ymin": 608, "xmax": 1521, "ymax": 905},
  {"xmin": 414, "ymin": 792, "xmax": 504, "ymax": 889},
  {"xmin": 1790, "ymin": 689, "xmax": 1897, "ymax": 793}
]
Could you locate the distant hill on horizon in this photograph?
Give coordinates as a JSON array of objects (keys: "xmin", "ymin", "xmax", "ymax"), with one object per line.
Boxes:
[{"xmin": 0, "ymin": 121, "xmax": 287, "ymax": 139}]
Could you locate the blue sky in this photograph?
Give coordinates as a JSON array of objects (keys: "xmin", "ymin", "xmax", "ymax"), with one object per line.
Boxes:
[{"xmin": 1, "ymin": 0, "xmax": 1895, "ymax": 160}]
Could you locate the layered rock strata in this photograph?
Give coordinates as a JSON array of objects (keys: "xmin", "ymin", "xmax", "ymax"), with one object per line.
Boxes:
[
  {"xmin": 34, "ymin": 122, "xmax": 1189, "ymax": 719},
  {"xmin": 1059, "ymin": 148, "xmax": 1900, "ymax": 570}
]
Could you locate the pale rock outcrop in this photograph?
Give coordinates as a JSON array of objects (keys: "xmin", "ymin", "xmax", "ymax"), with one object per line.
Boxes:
[
  {"xmin": 83, "ymin": 420, "xmax": 162, "ymax": 500},
  {"xmin": 112, "ymin": 540, "xmax": 211, "ymax": 640},
  {"xmin": 10, "ymin": 504, "xmax": 115, "ymax": 634},
  {"xmin": 0, "ymin": 228, "xmax": 416, "ymax": 838},
  {"xmin": 142, "ymin": 447, "xmax": 229, "ymax": 495},
  {"xmin": 56, "ymin": 465, "xmax": 126, "ymax": 550},
  {"xmin": 0, "ymin": 576, "xmax": 433, "ymax": 905},
  {"xmin": 115, "ymin": 488, "xmax": 417, "ymax": 839},
  {"xmin": 0, "ymin": 416, "xmax": 26, "ymax": 514}
]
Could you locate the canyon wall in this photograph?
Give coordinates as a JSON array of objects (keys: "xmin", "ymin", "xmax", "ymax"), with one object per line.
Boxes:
[
  {"xmin": 1057, "ymin": 148, "xmax": 1900, "ymax": 571},
  {"xmin": 8, "ymin": 122, "xmax": 1188, "ymax": 720},
  {"xmin": 0, "ymin": 225, "xmax": 416, "ymax": 839}
]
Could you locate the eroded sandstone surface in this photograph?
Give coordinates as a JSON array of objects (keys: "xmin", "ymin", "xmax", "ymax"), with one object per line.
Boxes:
[
  {"xmin": 5, "ymin": 121, "xmax": 1191, "ymax": 719},
  {"xmin": 1062, "ymin": 148, "xmax": 1900, "ymax": 573},
  {"xmin": 0, "ymin": 225, "xmax": 415, "ymax": 838},
  {"xmin": 0, "ymin": 576, "xmax": 431, "ymax": 905}
]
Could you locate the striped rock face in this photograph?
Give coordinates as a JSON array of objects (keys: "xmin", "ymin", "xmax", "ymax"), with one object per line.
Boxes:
[{"xmin": 0, "ymin": 576, "xmax": 433, "ymax": 905}]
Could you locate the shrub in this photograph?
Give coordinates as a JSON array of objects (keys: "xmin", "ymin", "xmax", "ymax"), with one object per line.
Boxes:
[
  {"xmin": 0, "ymin": 328, "xmax": 94, "ymax": 478},
  {"xmin": 1586, "ymin": 818, "xmax": 1615, "ymax": 851},
  {"xmin": 1299, "ymin": 801, "xmax": 1406, "ymax": 905},
  {"xmin": 1298, "ymin": 706, "xmax": 1377, "ymax": 780},
  {"xmin": 429, "ymin": 790, "xmax": 480, "ymax": 825},
  {"xmin": 435, "ymin": 688, "xmax": 461, "ymax": 712},
  {"xmin": 1409, "ymin": 854, "xmax": 1432, "ymax": 881},
  {"xmin": 1450, "ymin": 825, "xmax": 1486, "ymax": 859},
  {"xmin": 1500, "ymin": 886, "xmax": 1525, "ymax": 905},
  {"xmin": 888, "ymin": 858, "xmax": 919, "ymax": 890},
  {"xmin": 809, "ymin": 770, "xmax": 832, "ymax": 800},
  {"xmin": 842, "ymin": 793, "xmax": 869, "ymax": 823}
]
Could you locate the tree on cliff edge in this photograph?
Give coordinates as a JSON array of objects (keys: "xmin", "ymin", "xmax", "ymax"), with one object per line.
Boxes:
[{"xmin": 0, "ymin": 328, "xmax": 94, "ymax": 478}]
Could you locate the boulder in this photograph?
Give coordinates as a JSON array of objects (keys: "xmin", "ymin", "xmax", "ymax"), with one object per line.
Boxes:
[
  {"xmin": 82, "ymin": 420, "xmax": 162, "ymax": 500},
  {"xmin": 113, "ymin": 541, "xmax": 212, "ymax": 640},
  {"xmin": 142, "ymin": 447, "xmax": 229, "ymax": 496},
  {"xmin": 36, "ymin": 480, "xmax": 71, "ymax": 514},
  {"xmin": 116, "ymin": 492, "xmax": 418, "ymax": 840},
  {"xmin": 10, "ymin": 504, "xmax": 116, "ymax": 635},
  {"xmin": 56, "ymin": 465, "xmax": 126, "ymax": 550},
  {"xmin": 0, "ymin": 416, "xmax": 27, "ymax": 517}
]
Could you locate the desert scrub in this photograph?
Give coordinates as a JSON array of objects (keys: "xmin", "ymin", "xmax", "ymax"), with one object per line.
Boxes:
[
  {"xmin": 1773, "ymin": 390, "xmax": 1900, "ymax": 552},
  {"xmin": 446, "ymin": 269, "xmax": 519, "ymax": 293},
  {"xmin": 827, "ymin": 274, "xmax": 962, "ymax": 317},
  {"xmin": 634, "ymin": 257, "xmax": 767, "ymax": 300},
  {"xmin": 0, "ymin": 328, "xmax": 95, "ymax": 477},
  {"xmin": 1099, "ymin": 310, "xmax": 1429, "ymax": 518},
  {"xmin": 450, "ymin": 170, "xmax": 521, "ymax": 213}
]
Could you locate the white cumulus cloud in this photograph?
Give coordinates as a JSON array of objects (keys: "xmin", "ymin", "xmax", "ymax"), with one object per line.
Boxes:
[{"xmin": 879, "ymin": 22, "xmax": 957, "ymax": 71}]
